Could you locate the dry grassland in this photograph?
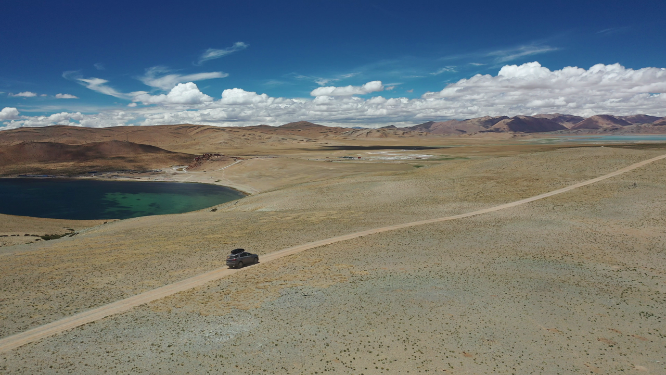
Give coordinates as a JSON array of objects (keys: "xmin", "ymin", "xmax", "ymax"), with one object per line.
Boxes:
[
  {"xmin": 1, "ymin": 143, "xmax": 665, "ymax": 374},
  {"xmin": 0, "ymin": 215, "xmax": 109, "ymax": 248}
]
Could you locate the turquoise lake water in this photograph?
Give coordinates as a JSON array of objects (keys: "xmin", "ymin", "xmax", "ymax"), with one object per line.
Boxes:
[{"xmin": 0, "ymin": 178, "xmax": 244, "ymax": 220}]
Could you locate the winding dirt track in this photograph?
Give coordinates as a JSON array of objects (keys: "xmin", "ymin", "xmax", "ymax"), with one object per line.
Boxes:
[{"xmin": 1, "ymin": 153, "xmax": 665, "ymax": 353}]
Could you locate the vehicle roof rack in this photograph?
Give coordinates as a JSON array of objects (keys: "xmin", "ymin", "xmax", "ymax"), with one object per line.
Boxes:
[{"xmin": 230, "ymin": 248, "xmax": 244, "ymax": 255}]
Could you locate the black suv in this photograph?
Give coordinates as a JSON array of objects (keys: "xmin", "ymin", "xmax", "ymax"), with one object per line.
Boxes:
[{"xmin": 226, "ymin": 248, "xmax": 259, "ymax": 268}]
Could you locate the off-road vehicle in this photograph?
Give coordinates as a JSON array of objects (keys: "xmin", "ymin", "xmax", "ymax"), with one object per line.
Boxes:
[{"xmin": 226, "ymin": 248, "xmax": 259, "ymax": 268}]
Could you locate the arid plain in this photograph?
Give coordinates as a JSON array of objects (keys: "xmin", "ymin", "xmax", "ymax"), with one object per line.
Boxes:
[{"xmin": 1, "ymin": 124, "xmax": 666, "ymax": 374}]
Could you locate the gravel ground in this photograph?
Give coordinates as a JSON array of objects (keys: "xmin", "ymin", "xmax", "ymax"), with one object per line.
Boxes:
[{"xmin": 1, "ymin": 146, "xmax": 665, "ymax": 373}]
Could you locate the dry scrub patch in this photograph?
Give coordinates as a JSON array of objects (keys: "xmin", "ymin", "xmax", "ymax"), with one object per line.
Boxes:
[{"xmin": 0, "ymin": 214, "xmax": 108, "ymax": 248}]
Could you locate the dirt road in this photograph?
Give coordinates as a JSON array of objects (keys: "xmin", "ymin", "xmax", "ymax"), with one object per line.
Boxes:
[{"xmin": 1, "ymin": 152, "xmax": 665, "ymax": 353}]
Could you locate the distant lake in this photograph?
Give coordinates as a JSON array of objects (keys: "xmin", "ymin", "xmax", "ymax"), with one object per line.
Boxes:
[
  {"xmin": 0, "ymin": 178, "xmax": 244, "ymax": 220},
  {"xmin": 526, "ymin": 134, "xmax": 666, "ymax": 144}
]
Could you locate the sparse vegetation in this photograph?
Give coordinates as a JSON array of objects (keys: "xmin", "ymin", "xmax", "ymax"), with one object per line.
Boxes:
[{"xmin": 40, "ymin": 233, "xmax": 69, "ymax": 241}]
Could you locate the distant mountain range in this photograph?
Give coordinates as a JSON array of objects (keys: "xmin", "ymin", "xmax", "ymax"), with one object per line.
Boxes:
[
  {"xmin": 405, "ymin": 114, "xmax": 666, "ymax": 135},
  {"xmin": 2, "ymin": 114, "xmax": 666, "ymax": 175},
  {"xmin": 1, "ymin": 115, "xmax": 665, "ymax": 152}
]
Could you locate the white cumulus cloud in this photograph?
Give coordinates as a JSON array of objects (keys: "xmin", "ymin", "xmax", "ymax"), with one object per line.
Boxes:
[
  {"xmin": 422, "ymin": 62, "xmax": 666, "ymax": 118},
  {"xmin": 9, "ymin": 91, "xmax": 37, "ymax": 97},
  {"xmin": 311, "ymin": 81, "xmax": 384, "ymax": 97},
  {"xmin": 133, "ymin": 63, "xmax": 666, "ymax": 126},
  {"xmin": 197, "ymin": 42, "xmax": 249, "ymax": 65},
  {"xmin": 132, "ymin": 82, "xmax": 213, "ymax": 105},
  {"xmin": 55, "ymin": 93, "xmax": 78, "ymax": 99},
  {"xmin": 0, "ymin": 107, "xmax": 20, "ymax": 120},
  {"xmin": 221, "ymin": 88, "xmax": 272, "ymax": 105}
]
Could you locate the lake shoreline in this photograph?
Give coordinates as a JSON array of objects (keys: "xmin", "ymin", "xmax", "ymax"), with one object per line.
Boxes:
[
  {"xmin": 0, "ymin": 177, "xmax": 245, "ymax": 221},
  {"xmin": 0, "ymin": 173, "xmax": 251, "ymax": 196}
]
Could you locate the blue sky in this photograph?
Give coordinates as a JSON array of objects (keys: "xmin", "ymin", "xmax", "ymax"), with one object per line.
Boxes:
[{"xmin": 2, "ymin": 0, "xmax": 666, "ymax": 128}]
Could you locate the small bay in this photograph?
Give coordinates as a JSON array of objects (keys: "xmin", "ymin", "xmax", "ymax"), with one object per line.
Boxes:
[{"xmin": 0, "ymin": 178, "xmax": 244, "ymax": 220}]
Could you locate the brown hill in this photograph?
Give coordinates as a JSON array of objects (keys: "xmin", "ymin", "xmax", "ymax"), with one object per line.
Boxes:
[
  {"xmin": 408, "ymin": 116, "xmax": 510, "ymax": 135},
  {"xmin": 432, "ymin": 121, "xmax": 481, "ymax": 134},
  {"xmin": 652, "ymin": 117, "xmax": 666, "ymax": 126},
  {"xmin": 0, "ymin": 141, "xmax": 193, "ymax": 175},
  {"xmin": 408, "ymin": 120, "xmax": 479, "ymax": 134},
  {"xmin": 0, "ymin": 125, "xmax": 226, "ymax": 150},
  {"xmin": 571, "ymin": 115, "xmax": 632, "ymax": 130},
  {"xmin": 0, "ymin": 124, "xmax": 341, "ymax": 154},
  {"xmin": 0, "ymin": 140, "xmax": 188, "ymax": 164},
  {"xmin": 278, "ymin": 121, "xmax": 327, "ymax": 130},
  {"xmin": 463, "ymin": 116, "xmax": 510, "ymax": 129},
  {"xmin": 534, "ymin": 114, "xmax": 585, "ymax": 128},
  {"xmin": 620, "ymin": 115, "xmax": 662, "ymax": 124},
  {"xmin": 490, "ymin": 116, "xmax": 566, "ymax": 133},
  {"xmin": 0, "ymin": 125, "xmax": 115, "ymax": 146},
  {"xmin": 247, "ymin": 121, "xmax": 347, "ymax": 138},
  {"xmin": 408, "ymin": 121, "xmax": 437, "ymax": 132}
]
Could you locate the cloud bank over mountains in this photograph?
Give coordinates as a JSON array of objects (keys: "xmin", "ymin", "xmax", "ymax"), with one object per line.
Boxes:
[{"xmin": 3, "ymin": 62, "xmax": 666, "ymax": 129}]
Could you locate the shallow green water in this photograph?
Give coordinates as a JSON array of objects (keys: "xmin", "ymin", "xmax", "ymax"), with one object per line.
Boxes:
[{"xmin": 0, "ymin": 178, "xmax": 244, "ymax": 220}]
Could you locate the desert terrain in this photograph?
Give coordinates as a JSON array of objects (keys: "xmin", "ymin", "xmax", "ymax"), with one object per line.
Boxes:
[{"xmin": 1, "ymin": 121, "xmax": 666, "ymax": 373}]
